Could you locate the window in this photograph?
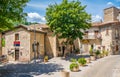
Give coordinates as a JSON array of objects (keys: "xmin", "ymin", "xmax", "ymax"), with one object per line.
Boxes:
[
  {"xmin": 94, "ymin": 30, "xmax": 99, "ymax": 34},
  {"xmin": 115, "ymin": 29, "xmax": 119, "ymax": 38},
  {"xmin": 15, "ymin": 34, "xmax": 19, "ymax": 41},
  {"xmin": 85, "ymin": 31, "xmax": 88, "ymax": 35},
  {"xmin": 106, "ymin": 28, "xmax": 109, "ymax": 35},
  {"xmin": 94, "ymin": 30, "xmax": 99, "ymax": 38}
]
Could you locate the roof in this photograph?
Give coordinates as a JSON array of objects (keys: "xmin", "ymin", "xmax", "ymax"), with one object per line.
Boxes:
[
  {"xmin": 92, "ymin": 21, "xmax": 120, "ymax": 27},
  {"xmin": 104, "ymin": 6, "xmax": 119, "ymax": 10},
  {"xmin": 27, "ymin": 24, "xmax": 49, "ymax": 29},
  {"xmin": 3, "ymin": 24, "xmax": 49, "ymax": 34}
]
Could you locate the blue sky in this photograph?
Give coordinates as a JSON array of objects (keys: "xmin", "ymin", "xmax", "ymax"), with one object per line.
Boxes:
[{"xmin": 24, "ymin": 0, "xmax": 120, "ymax": 23}]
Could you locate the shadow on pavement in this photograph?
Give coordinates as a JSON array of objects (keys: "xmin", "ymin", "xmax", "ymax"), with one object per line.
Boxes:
[{"xmin": 0, "ymin": 63, "xmax": 63, "ymax": 77}]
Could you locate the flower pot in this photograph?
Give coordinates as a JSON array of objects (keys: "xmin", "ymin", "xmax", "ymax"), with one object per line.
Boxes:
[
  {"xmin": 61, "ymin": 71, "xmax": 70, "ymax": 77},
  {"xmin": 44, "ymin": 59, "xmax": 48, "ymax": 62},
  {"xmin": 72, "ymin": 66, "xmax": 79, "ymax": 72},
  {"xmin": 90, "ymin": 56, "xmax": 96, "ymax": 61},
  {"xmin": 96, "ymin": 55, "xmax": 100, "ymax": 59},
  {"xmin": 85, "ymin": 58, "xmax": 91, "ymax": 63}
]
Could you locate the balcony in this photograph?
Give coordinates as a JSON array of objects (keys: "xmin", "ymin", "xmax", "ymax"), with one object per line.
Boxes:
[{"xmin": 83, "ymin": 34, "xmax": 102, "ymax": 39}]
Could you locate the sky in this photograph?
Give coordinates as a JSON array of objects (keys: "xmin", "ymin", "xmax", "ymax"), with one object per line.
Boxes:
[{"xmin": 24, "ymin": 0, "xmax": 120, "ymax": 23}]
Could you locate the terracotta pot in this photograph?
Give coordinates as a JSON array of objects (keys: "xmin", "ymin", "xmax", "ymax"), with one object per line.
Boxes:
[
  {"xmin": 96, "ymin": 55, "xmax": 100, "ymax": 59},
  {"xmin": 44, "ymin": 59, "xmax": 48, "ymax": 62},
  {"xmin": 72, "ymin": 66, "xmax": 79, "ymax": 72},
  {"xmin": 61, "ymin": 71, "xmax": 70, "ymax": 77},
  {"xmin": 90, "ymin": 56, "xmax": 96, "ymax": 61},
  {"xmin": 85, "ymin": 58, "xmax": 91, "ymax": 63}
]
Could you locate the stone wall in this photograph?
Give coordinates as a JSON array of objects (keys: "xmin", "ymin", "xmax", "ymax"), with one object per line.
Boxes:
[
  {"xmin": 3, "ymin": 28, "xmax": 31, "ymax": 61},
  {"xmin": 100, "ymin": 26, "xmax": 112, "ymax": 52},
  {"xmin": 111, "ymin": 25, "xmax": 120, "ymax": 54},
  {"xmin": 46, "ymin": 32, "xmax": 57, "ymax": 57},
  {"xmin": 104, "ymin": 7, "xmax": 120, "ymax": 22},
  {"xmin": 30, "ymin": 32, "xmax": 45, "ymax": 60}
]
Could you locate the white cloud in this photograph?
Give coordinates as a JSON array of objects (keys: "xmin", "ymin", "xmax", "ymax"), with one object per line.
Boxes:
[
  {"xmin": 27, "ymin": 12, "xmax": 46, "ymax": 23},
  {"xmin": 92, "ymin": 15, "xmax": 102, "ymax": 22},
  {"xmin": 107, "ymin": 2, "xmax": 114, "ymax": 6},
  {"xmin": 27, "ymin": 3, "xmax": 47, "ymax": 9}
]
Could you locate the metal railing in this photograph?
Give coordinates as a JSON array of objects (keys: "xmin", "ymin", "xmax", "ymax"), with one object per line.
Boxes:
[{"xmin": 83, "ymin": 34, "xmax": 102, "ymax": 39}]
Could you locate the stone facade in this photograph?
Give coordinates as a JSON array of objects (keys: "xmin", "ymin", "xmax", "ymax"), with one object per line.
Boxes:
[
  {"xmin": 1, "ymin": 25, "xmax": 47, "ymax": 62},
  {"xmin": 2, "ymin": 28, "xmax": 31, "ymax": 61},
  {"xmin": 1, "ymin": 6, "xmax": 120, "ymax": 62},
  {"xmin": 81, "ymin": 6, "xmax": 120, "ymax": 55},
  {"xmin": 104, "ymin": 6, "xmax": 120, "ymax": 22}
]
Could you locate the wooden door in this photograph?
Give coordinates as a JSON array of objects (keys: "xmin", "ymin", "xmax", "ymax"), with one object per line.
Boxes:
[{"xmin": 15, "ymin": 49, "xmax": 19, "ymax": 61}]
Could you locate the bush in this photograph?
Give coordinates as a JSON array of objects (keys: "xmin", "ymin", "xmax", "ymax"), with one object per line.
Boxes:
[
  {"xmin": 74, "ymin": 48, "xmax": 80, "ymax": 53},
  {"xmin": 44, "ymin": 56, "xmax": 48, "ymax": 60},
  {"xmin": 89, "ymin": 47, "xmax": 93, "ymax": 56},
  {"xmin": 104, "ymin": 51, "xmax": 109, "ymax": 56},
  {"xmin": 78, "ymin": 58, "xmax": 87, "ymax": 66},
  {"xmin": 95, "ymin": 50, "xmax": 100, "ymax": 56},
  {"xmin": 70, "ymin": 58, "xmax": 77, "ymax": 63},
  {"xmin": 69, "ymin": 63, "xmax": 79, "ymax": 71}
]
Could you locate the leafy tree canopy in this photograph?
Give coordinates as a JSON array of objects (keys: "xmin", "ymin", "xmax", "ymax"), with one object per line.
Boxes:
[
  {"xmin": 46, "ymin": 0, "xmax": 91, "ymax": 44},
  {"xmin": 0, "ymin": 0, "xmax": 29, "ymax": 31}
]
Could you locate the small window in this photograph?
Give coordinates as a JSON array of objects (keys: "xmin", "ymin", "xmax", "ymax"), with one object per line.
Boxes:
[
  {"xmin": 15, "ymin": 34, "xmax": 19, "ymax": 41},
  {"xmin": 94, "ymin": 30, "xmax": 99, "ymax": 34},
  {"xmin": 106, "ymin": 29, "xmax": 109, "ymax": 35},
  {"xmin": 85, "ymin": 31, "xmax": 88, "ymax": 35},
  {"xmin": 115, "ymin": 29, "xmax": 119, "ymax": 37}
]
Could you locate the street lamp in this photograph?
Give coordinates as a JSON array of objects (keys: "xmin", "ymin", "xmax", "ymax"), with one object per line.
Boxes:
[{"xmin": 34, "ymin": 24, "xmax": 37, "ymax": 63}]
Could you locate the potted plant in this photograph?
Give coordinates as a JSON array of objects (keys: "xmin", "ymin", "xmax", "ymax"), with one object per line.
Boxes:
[
  {"xmin": 95, "ymin": 50, "xmax": 101, "ymax": 59},
  {"xmin": 104, "ymin": 51, "xmax": 109, "ymax": 56},
  {"xmin": 69, "ymin": 63, "xmax": 79, "ymax": 72},
  {"xmin": 85, "ymin": 57, "xmax": 91, "ymax": 64},
  {"xmin": 89, "ymin": 47, "xmax": 93, "ymax": 56},
  {"xmin": 75, "ymin": 48, "xmax": 80, "ymax": 54},
  {"xmin": 78, "ymin": 58, "xmax": 87, "ymax": 66},
  {"xmin": 44, "ymin": 56, "xmax": 48, "ymax": 62},
  {"xmin": 89, "ymin": 47, "xmax": 96, "ymax": 61},
  {"xmin": 70, "ymin": 58, "xmax": 77, "ymax": 62},
  {"xmin": 61, "ymin": 70, "xmax": 70, "ymax": 77},
  {"xmin": 100, "ymin": 52, "xmax": 104, "ymax": 58}
]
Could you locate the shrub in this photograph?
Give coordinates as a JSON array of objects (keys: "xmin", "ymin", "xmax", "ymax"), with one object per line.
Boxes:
[
  {"xmin": 70, "ymin": 58, "xmax": 77, "ymax": 63},
  {"xmin": 95, "ymin": 50, "xmax": 100, "ymax": 56},
  {"xmin": 74, "ymin": 48, "xmax": 80, "ymax": 53},
  {"xmin": 104, "ymin": 51, "xmax": 109, "ymax": 56},
  {"xmin": 78, "ymin": 58, "xmax": 87, "ymax": 66},
  {"xmin": 89, "ymin": 47, "xmax": 93, "ymax": 56},
  {"xmin": 69, "ymin": 63, "xmax": 79, "ymax": 71},
  {"xmin": 44, "ymin": 56, "xmax": 48, "ymax": 60}
]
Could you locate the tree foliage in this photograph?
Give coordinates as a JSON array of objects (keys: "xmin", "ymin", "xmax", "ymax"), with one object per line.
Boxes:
[
  {"xmin": 0, "ymin": 0, "xmax": 29, "ymax": 31},
  {"xmin": 46, "ymin": 0, "xmax": 91, "ymax": 44}
]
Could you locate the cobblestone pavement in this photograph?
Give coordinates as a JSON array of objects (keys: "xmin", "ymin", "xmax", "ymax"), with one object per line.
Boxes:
[{"xmin": 0, "ymin": 55, "xmax": 120, "ymax": 77}]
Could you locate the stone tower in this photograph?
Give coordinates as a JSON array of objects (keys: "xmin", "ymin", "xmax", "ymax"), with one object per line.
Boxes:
[{"xmin": 104, "ymin": 6, "xmax": 120, "ymax": 22}]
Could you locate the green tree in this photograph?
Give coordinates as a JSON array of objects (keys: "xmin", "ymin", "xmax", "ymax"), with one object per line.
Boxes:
[
  {"xmin": 46, "ymin": 0, "xmax": 91, "ymax": 44},
  {"xmin": 0, "ymin": 0, "xmax": 29, "ymax": 31}
]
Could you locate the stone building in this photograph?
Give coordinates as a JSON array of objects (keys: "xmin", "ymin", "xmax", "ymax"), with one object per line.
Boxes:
[
  {"xmin": 81, "ymin": 6, "xmax": 120, "ymax": 55},
  {"xmin": 1, "ymin": 6, "xmax": 120, "ymax": 62},
  {"xmin": 1, "ymin": 24, "xmax": 60, "ymax": 62}
]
